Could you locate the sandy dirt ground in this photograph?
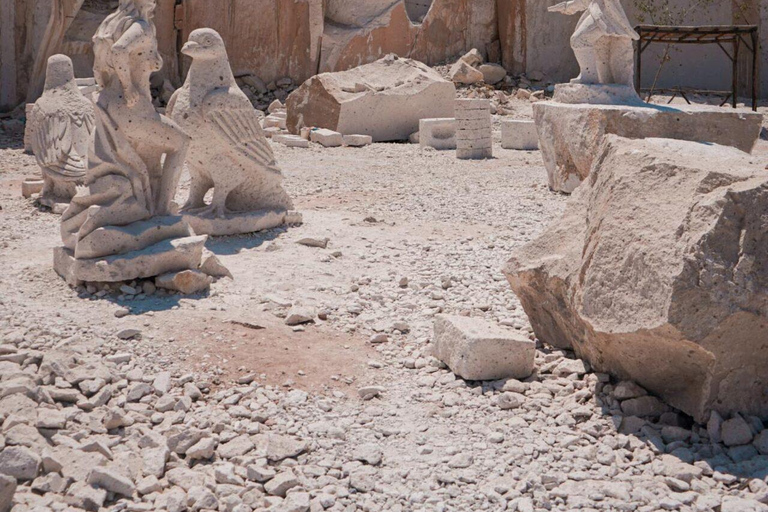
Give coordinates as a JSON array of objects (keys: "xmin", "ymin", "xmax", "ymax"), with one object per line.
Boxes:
[{"xmin": 1, "ymin": 97, "xmax": 768, "ymax": 512}]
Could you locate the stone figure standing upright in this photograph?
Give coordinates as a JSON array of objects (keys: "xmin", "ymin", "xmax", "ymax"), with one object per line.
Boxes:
[
  {"xmin": 29, "ymin": 54, "xmax": 94, "ymax": 210},
  {"xmin": 61, "ymin": 0, "xmax": 190, "ymax": 249},
  {"xmin": 549, "ymin": 0, "xmax": 639, "ymax": 87}
]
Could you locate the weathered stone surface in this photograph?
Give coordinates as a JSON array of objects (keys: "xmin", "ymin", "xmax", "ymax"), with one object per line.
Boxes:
[
  {"xmin": 0, "ymin": 446, "xmax": 40, "ymax": 481},
  {"xmin": 54, "ymin": 235, "xmax": 208, "ymax": 286},
  {"xmin": 28, "ymin": 55, "xmax": 94, "ymax": 209},
  {"xmin": 433, "ymin": 314, "xmax": 535, "ymax": 381},
  {"xmin": 504, "ymin": 136, "xmax": 768, "ymax": 421},
  {"xmin": 420, "ymin": 118, "xmax": 457, "ymax": 150},
  {"xmin": 501, "ymin": 119, "xmax": 539, "ymax": 150},
  {"xmin": 183, "ymin": 210, "xmax": 301, "ymax": 237},
  {"xmin": 287, "ymin": 55, "xmax": 455, "ymax": 142},
  {"xmin": 0, "ymin": 474, "xmax": 16, "ymax": 512},
  {"xmin": 450, "ymin": 60, "xmax": 484, "ymax": 85},
  {"xmin": 343, "ymin": 134, "xmax": 373, "ymax": 147},
  {"xmin": 156, "ymin": 270, "xmax": 212, "ymax": 295},
  {"xmin": 455, "ymin": 99, "xmax": 492, "ymax": 160},
  {"xmin": 479, "ymin": 63, "xmax": 506, "ymax": 84},
  {"xmin": 534, "ymin": 101, "xmax": 763, "ymax": 193}
]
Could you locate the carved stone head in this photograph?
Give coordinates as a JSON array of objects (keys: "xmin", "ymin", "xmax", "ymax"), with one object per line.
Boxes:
[
  {"xmin": 181, "ymin": 29, "xmax": 227, "ymax": 61},
  {"xmin": 44, "ymin": 54, "xmax": 76, "ymax": 92}
]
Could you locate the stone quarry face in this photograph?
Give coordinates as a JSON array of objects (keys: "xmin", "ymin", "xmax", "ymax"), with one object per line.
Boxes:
[
  {"xmin": 504, "ymin": 135, "xmax": 768, "ymax": 422},
  {"xmin": 286, "ymin": 55, "xmax": 456, "ymax": 142}
]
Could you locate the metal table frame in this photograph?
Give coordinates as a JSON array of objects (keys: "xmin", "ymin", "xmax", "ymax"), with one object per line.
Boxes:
[{"xmin": 635, "ymin": 25, "xmax": 759, "ymax": 111}]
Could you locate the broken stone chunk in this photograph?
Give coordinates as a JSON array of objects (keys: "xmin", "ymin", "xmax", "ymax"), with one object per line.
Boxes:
[{"xmin": 433, "ymin": 315, "xmax": 535, "ymax": 381}]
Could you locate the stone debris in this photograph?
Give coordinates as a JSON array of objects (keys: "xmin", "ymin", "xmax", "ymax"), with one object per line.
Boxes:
[
  {"xmin": 310, "ymin": 128, "xmax": 343, "ymax": 148},
  {"xmin": 342, "ymin": 134, "xmax": 373, "ymax": 147},
  {"xmin": 419, "ymin": 118, "xmax": 457, "ymax": 150},
  {"xmin": 273, "ymin": 134, "xmax": 310, "ymax": 148},
  {"xmin": 432, "ymin": 314, "xmax": 535, "ymax": 381},
  {"xmin": 21, "ymin": 178, "xmax": 44, "ymax": 199},
  {"xmin": 155, "ymin": 269, "xmax": 213, "ymax": 295},
  {"xmin": 505, "ymin": 136, "xmax": 768, "ymax": 422}
]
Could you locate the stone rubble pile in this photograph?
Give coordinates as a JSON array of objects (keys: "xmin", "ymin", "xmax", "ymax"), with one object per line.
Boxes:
[{"xmin": 2, "ymin": 300, "xmax": 768, "ymax": 512}]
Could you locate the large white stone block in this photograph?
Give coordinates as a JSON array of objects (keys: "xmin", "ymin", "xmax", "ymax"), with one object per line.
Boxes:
[
  {"xmin": 534, "ymin": 99, "xmax": 763, "ymax": 193},
  {"xmin": 433, "ymin": 315, "xmax": 535, "ymax": 381},
  {"xmin": 419, "ymin": 118, "xmax": 456, "ymax": 150},
  {"xmin": 287, "ymin": 55, "xmax": 456, "ymax": 142},
  {"xmin": 501, "ymin": 120, "xmax": 539, "ymax": 150}
]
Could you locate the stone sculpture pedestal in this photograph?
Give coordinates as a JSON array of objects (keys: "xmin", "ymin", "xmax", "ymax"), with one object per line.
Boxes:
[
  {"xmin": 182, "ymin": 209, "xmax": 303, "ymax": 237},
  {"xmin": 53, "ymin": 216, "xmax": 207, "ymax": 286},
  {"xmin": 535, "ymin": 84, "xmax": 763, "ymax": 193}
]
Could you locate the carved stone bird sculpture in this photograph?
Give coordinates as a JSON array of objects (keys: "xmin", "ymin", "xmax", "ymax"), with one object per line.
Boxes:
[
  {"xmin": 29, "ymin": 54, "xmax": 94, "ymax": 208},
  {"xmin": 168, "ymin": 28, "xmax": 293, "ymax": 218}
]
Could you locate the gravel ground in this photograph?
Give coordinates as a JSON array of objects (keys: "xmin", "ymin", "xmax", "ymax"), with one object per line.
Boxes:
[{"xmin": 0, "ymin": 99, "xmax": 767, "ymax": 512}]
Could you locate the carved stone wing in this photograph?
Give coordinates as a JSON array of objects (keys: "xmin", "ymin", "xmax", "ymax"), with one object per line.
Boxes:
[
  {"xmin": 204, "ymin": 90, "xmax": 281, "ymax": 174},
  {"xmin": 32, "ymin": 111, "xmax": 94, "ymax": 180}
]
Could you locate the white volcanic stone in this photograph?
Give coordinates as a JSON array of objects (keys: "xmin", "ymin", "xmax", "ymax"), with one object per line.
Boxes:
[
  {"xmin": 0, "ymin": 446, "xmax": 40, "ymax": 481},
  {"xmin": 74, "ymin": 216, "xmax": 192, "ymax": 260},
  {"xmin": 273, "ymin": 134, "xmax": 310, "ymax": 148},
  {"xmin": 534, "ymin": 101, "xmax": 763, "ymax": 193},
  {"xmin": 287, "ymin": 54, "xmax": 455, "ymax": 142},
  {"xmin": 183, "ymin": 209, "xmax": 302, "ymax": 237},
  {"xmin": 0, "ymin": 474, "xmax": 16, "ymax": 512},
  {"xmin": 310, "ymin": 128, "xmax": 343, "ymax": 148},
  {"xmin": 419, "ymin": 118, "xmax": 457, "ymax": 151},
  {"xmin": 87, "ymin": 467, "xmax": 135, "ymax": 497},
  {"xmin": 21, "ymin": 178, "xmax": 44, "ymax": 198},
  {"xmin": 450, "ymin": 60, "xmax": 484, "ymax": 85},
  {"xmin": 501, "ymin": 119, "xmax": 539, "ymax": 150},
  {"xmin": 433, "ymin": 314, "xmax": 535, "ymax": 381},
  {"xmin": 28, "ymin": 54, "xmax": 94, "ymax": 209},
  {"xmin": 721, "ymin": 416, "xmax": 754, "ymax": 447},
  {"xmin": 505, "ymin": 136, "xmax": 768, "ymax": 421}
]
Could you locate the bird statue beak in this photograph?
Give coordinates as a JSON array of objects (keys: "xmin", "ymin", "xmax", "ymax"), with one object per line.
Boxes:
[{"xmin": 181, "ymin": 41, "xmax": 200, "ymax": 55}]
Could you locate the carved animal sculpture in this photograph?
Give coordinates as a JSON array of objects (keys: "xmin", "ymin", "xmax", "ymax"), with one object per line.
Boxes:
[
  {"xmin": 29, "ymin": 54, "xmax": 95, "ymax": 208},
  {"xmin": 167, "ymin": 28, "xmax": 293, "ymax": 218}
]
